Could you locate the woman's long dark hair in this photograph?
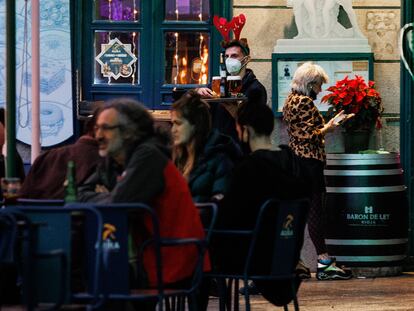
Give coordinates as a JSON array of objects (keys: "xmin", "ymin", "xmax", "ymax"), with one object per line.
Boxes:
[{"xmin": 171, "ymin": 90, "xmax": 211, "ymax": 178}]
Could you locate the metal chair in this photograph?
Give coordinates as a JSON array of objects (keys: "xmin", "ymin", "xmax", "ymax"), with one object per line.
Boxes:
[
  {"xmin": 163, "ymin": 202, "xmax": 218, "ymax": 311},
  {"xmin": 83, "ymin": 202, "xmax": 211, "ymax": 311},
  {"xmin": 195, "ymin": 202, "xmax": 218, "ymax": 243},
  {"xmin": 0, "ymin": 209, "xmax": 24, "ymax": 308},
  {"xmin": 16, "ymin": 198, "xmax": 65, "ymax": 206},
  {"xmin": 207, "ymin": 198, "xmax": 310, "ymax": 311},
  {"xmin": 15, "ymin": 204, "xmax": 104, "ymax": 310}
]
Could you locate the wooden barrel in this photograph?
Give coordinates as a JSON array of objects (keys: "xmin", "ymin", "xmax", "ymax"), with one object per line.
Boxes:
[{"xmin": 324, "ymin": 153, "xmax": 408, "ymax": 276}]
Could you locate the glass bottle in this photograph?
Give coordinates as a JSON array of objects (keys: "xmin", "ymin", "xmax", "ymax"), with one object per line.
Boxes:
[
  {"xmin": 64, "ymin": 161, "xmax": 77, "ymax": 203},
  {"xmin": 219, "ymin": 52, "xmax": 228, "ymax": 98}
]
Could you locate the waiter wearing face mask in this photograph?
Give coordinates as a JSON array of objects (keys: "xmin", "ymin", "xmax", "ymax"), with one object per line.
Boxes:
[{"xmin": 196, "ymin": 39, "xmax": 267, "ymax": 143}]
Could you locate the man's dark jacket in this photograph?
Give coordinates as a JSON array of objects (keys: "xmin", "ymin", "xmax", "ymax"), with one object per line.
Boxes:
[{"xmin": 212, "ymin": 68, "xmax": 267, "ymax": 141}]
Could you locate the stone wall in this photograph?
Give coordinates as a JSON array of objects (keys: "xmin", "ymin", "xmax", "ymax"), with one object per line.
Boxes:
[{"xmin": 234, "ymin": 0, "xmax": 401, "ymax": 152}]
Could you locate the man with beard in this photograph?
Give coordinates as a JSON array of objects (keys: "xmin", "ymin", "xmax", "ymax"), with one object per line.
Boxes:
[{"xmin": 78, "ymin": 98, "xmax": 208, "ymax": 306}]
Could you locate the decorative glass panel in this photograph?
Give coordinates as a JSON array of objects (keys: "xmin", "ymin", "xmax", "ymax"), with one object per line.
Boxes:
[
  {"xmin": 165, "ymin": 0, "xmax": 209, "ymax": 21},
  {"xmin": 94, "ymin": 31, "xmax": 140, "ymax": 84},
  {"xmin": 95, "ymin": 0, "xmax": 140, "ymax": 21},
  {"xmin": 164, "ymin": 32, "xmax": 209, "ymax": 85}
]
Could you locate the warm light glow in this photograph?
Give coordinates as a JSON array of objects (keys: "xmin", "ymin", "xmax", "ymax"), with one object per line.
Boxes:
[
  {"xmin": 180, "ymin": 69, "xmax": 187, "ymax": 84},
  {"xmin": 175, "ymin": 32, "xmax": 179, "ymax": 38},
  {"xmin": 180, "ymin": 57, "xmax": 188, "ymax": 84},
  {"xmin": 201, "ymin": 73, "xmax": 207, "ymax": 84},
  {"xmin": 202, "ymin": 47, "xmax": 209, "ymax": 64},
  {"xmin": 198, "ymin": 13, "xmax": 202, "ymax": 19},
  {"xmin": 175, "ymin": 54, "xmax": 178, "ymax": 60}
]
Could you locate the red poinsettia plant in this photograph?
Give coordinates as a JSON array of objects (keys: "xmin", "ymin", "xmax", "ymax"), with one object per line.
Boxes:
[{"xmin": 321, "ymin": 75, "xmax": 384, "ymax": 132}]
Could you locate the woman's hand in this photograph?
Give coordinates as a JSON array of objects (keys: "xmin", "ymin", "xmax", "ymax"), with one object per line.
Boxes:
[{"xmin": 322, "ymin": 111, "xmax": 355, "ymax": 134}]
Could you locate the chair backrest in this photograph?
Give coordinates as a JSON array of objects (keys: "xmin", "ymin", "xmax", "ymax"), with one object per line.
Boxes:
[
  {"xmin": 17, "ymin": 204, "xmax": 104, "ymax": 307},
  {"xmin": 85, "ymin": 203, "xmax": 164, "ymax": 298},
  {"xmin": 0, "ymin": 210, "xmax": 19, "ymax": 263},
  {"xmin": 16, "ymin": 198, "xmax": 65, "ymax": 206},
  {"xmin": 195, "ymin": 202, "xmax": 218, "ymax": 243},
  {"xmin": 90, "ymin": 202, "xmax": 208, "ymax": 307},
  {"xmin": 245, "ymin": 198, "xmax": 309, "ymax": 278}
]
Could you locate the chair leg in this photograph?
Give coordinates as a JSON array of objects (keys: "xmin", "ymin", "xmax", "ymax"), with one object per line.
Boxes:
[
  {"xmin": 290, "ymin": 280, "xmax": 299, "ymax": 311},
  {"xmin": 226, "ymin": 279, "xmax": 233, "ymax": 311},
  {"xmin": 217, "ymin": 278, "xmax": 227, "ymax": 311},
  {"xmin": 188, "ymin": 293, "xmax": 198, "ymax": 311},
  {"xmin": 243, "ymin": 280, "xmax": 251, "ymax": 311},
  {"xmin": 293, "ymin": 297, "xmax": 299, "ymax": 311},
  {"xmin": 233, "ymin": 279, "xmax": 239, "ymax": 311}
]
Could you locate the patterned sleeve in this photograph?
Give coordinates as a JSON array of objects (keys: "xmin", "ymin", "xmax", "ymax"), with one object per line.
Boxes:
[{"xmin": 283, "ymin": 96, "xmax": 324, "ymax": 143}]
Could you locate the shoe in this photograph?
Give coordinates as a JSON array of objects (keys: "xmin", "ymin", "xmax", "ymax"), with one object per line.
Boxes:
[
  {"xmin": 239, "ymin": 281, "xmax": 260, "ymax": 295},
  {"xmin": 295, "ymin": 259, "xmax": 311, "ymax": 279},
  {"xmin": 316, "ymin": 257, "xmax": 353, "ymax": 280}
]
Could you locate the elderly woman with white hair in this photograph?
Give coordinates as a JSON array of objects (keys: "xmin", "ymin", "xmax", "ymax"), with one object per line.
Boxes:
[{"xmin": 283, "ymin": 62, "xmax": 354, "ymax": 281}]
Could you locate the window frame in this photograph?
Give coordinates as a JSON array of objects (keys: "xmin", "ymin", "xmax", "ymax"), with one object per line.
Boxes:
[{"xmin": 75, "ymin": 0, "xmax": 231, "ymax": 110}]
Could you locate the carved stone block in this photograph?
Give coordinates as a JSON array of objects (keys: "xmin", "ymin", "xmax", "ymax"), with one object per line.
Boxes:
[{"xmin": 365, "ymin": 10, "xmax": 400, "ymax": 60}]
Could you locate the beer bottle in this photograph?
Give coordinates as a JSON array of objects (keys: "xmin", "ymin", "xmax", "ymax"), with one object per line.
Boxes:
[
  {"xmin": 219, "ymin": 52, "xmax": 228, "ymax": 98},
  {"xmin": 64, "ymin": 160, "xmax": 77, "ymax": 203}
]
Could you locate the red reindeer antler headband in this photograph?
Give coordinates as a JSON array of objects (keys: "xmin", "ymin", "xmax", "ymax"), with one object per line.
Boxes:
[{"xmin": 213, "ymin": 14, "xmax": 246, "ymax": 42}]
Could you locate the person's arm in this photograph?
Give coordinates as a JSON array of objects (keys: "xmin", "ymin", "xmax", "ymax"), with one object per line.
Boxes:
[
  {"xmin": 195, "ymin": 87, "xmax": 214, "ymax": 98},
  {"xmin": 110, "ymin": 144, "xmax": 165, "ymax": 204},
  {"xmin": 285, "ymin": 97, "xmax": 325, "ymax": 143},
  {"xmin": 210, "ymin": 153, "xmax": 236, "ymax": 199},
  {"xmin": 77, "ymin": 169, "xmax": 111, "ymax": 203}
]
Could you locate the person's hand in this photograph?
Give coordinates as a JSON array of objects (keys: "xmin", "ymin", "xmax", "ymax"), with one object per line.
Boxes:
[
  {"xmin": 95, "ymin": 184, "xmax": 109, "ymax": 193},
  {"xmin": 332, "ymin": 111, "xmax": 355, "ymax": 126},
  {"xmin": 196, "ymin": 87, "xmax": 215, "ymax": 98},
  {"xmin": 323, "ymin": 111, "xmax": 355, "ymax": 133}
]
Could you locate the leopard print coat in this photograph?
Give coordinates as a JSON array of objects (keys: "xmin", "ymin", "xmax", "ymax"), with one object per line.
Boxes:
[{"xmin": 283, "ymin": 92, "xmax": 326, "ymax": 162}]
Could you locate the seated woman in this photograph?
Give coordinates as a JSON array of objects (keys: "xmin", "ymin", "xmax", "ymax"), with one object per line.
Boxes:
[{"xmin": 171, "ymin": 90, "xmax": 241, "ymax": 203}]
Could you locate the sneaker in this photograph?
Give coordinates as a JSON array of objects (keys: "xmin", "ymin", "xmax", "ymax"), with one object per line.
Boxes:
[
  {"xmin": 295, "ymin": 260, "xmax": 311, "ymax": 279},
  {"xmin": 316, "ymin": 258, "xmax": 353, "ymax": 280},
  {"xmin": 239, "ymin": 281, "xmax": 260, "ymax": 295}
]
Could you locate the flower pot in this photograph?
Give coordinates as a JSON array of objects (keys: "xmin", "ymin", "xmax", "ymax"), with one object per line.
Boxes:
[{"xmin": 343, "ymin": 130, "xmax": 370, "ymax": 153}]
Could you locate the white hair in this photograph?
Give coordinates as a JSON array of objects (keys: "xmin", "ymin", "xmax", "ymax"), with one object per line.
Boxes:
[{"xmin": 290, "ymin": 62, "xmax": 329, "ymax": 96}]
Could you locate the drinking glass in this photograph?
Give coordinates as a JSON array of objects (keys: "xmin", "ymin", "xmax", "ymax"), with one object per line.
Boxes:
[
  {"xmin": 211, "ymin": 76, "xmax": 221, "ymax": 97},
  {"xmin": 227, "ymin": 76, "xmax": 242, "ymax": 97},
  {"xmin": 1, "ymin": 177, "xmax": 21, "ymax": 205}
]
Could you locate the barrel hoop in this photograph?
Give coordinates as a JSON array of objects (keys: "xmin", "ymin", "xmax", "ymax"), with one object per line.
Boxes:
[
  {"xmin": 327, "ymin": 159, "xmax": 399, "ymax": 166},
  {"xmin": 326, "ymin": 185, "xmax": 406, "ymax": 193},
  {"xmin": 326, "ymin": 239, "xmax": 408, "ymax": 245},
  {"xmin": 324, "ymin": 169, "xmax": 403, "ymax": 176},
  {"xmin": 327, "ymin": 154, "xmax": 399, "ymax": 160},
  {"xmin": 334, "ymin": 255, "xmax": 406, "ymax": 262}
]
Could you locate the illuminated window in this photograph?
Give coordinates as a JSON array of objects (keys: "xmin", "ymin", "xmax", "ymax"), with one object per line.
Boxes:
[
  {"xmin": 95, "ymin": 0, "xmax": 141, "ymax": 21},
  {"xmin": 80, "ymin": 0, "xmax": 229, "ymax": 109},
  {"xmin": 165, "ymin": 0, "xmax": 209, "ymax": 21},
  {"xmin": 164, "ymin": 32, "xmax": 209, "ymax": 85}
]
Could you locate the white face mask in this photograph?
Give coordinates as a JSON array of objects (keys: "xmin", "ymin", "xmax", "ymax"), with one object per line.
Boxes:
[{"xmin": 226, "ymin": 57, "xmax": 244, "ymax": 75}]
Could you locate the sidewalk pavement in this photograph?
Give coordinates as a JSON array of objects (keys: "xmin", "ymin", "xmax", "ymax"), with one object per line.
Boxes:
[{"xmin": 207, "ymin": 272, "xmax": 414, "ymax": 311}]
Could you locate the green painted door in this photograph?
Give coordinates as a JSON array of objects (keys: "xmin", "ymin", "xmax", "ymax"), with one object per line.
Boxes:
[{"xmin": 74, "ymin": 0, "xmax": 231, "ymax": 110}]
